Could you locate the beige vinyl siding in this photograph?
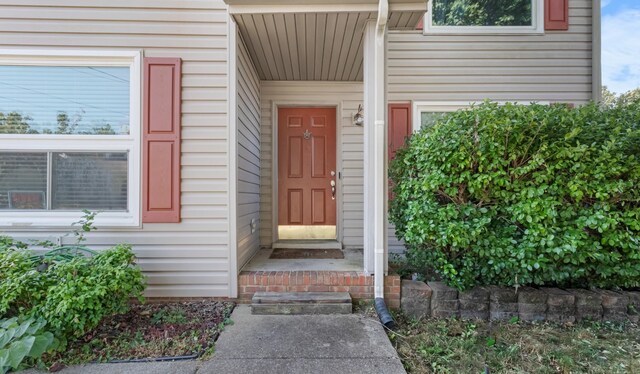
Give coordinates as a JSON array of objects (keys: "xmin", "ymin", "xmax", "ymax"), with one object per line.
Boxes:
[
  {"xmin": 387, "ymin": 0, "xmax": 594, "ymax": 104},
  {"xmin": 259, "ymin": 81, "xmax": 364, "ymax": 248},
  {"xmin": 0, "ymin": 0, "xmax": 231, "ymax": 298},
  {"xmin": 388, "ymin": 225, "xmax": 405, "ymax": 254},
  {"xmin": 236, "ymin": 32, "xmax": 261, "ymax": 270}
]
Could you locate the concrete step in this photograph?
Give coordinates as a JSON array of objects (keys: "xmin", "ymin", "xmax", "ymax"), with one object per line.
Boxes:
[{"xmin": 251, "ymin": 292, "xmax": 352, "ymax": 315}]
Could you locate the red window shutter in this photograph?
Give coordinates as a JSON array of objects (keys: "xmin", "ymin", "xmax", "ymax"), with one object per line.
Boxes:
[
  {"xmin": 545, "ymin": 0, "xmax": 569, "ymax": 31},
  {"xmin": 388, "ymin": 103, "xmax": 412, "ymax": 201},
  {"xmin": 142, "ymin": 57, "xmax": 181, "ymax": 223},
  {"xmin": 388, "ymin": 103, "xmax": 412, "ymax": 162}
]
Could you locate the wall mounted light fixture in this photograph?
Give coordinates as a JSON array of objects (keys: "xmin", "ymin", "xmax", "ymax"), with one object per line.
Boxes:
[{"xmin": 353, "ymin": 104, "xmax": 364, "ymax": 126}]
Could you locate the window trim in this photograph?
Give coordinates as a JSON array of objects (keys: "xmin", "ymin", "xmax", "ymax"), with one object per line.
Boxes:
[
  {"xmin": 0, "ymin": 49, "xmax": 142, "ymax": 228},
  {"xmin": 423, "ymin": 0, "xmax": 545, "ymax": 35}
]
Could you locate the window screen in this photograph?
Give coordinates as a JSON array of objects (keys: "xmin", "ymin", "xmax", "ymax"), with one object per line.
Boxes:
[
  {"xmin": 52, "ymin": 152, "xmax": 128, "ymax": 211},
  {"xmin": 0, "ymin": 152, "xmax": 47, "ymax": 210},
  {"xmin": 0, "ymin": 151, "xmax": 128, "ymax": 211}
]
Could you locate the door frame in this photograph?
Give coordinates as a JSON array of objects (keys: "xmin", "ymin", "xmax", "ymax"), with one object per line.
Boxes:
[{"xmin": 271, "ymin": 101, "xmax": 343, "ymax": 244}]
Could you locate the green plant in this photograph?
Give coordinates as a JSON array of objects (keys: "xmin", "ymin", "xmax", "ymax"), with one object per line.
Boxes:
[
  {"xmin": 0, "ymin": 317, "xmax": 58, "ymax": 374},
  {"xmin": 0, "ymin": 242, "xmax": 49, "ymax": 316},
  {"xmin": 71, "ymin": 209, "xmax": 98, "ymax": 245},
  {"xmin": 1, "ymin": 212, "xmax": 146, "ymax": 339},
  {"xmin": 390, "ymin": 101, "xmax": 640, "ymax": 290},
  {"xmin": 32, "ymin": 244, "xmax": 145, "ymax": 338}
]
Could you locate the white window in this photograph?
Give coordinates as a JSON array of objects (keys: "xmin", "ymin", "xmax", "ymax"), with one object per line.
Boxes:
[
  {"xmin": 413, "ymin": 102, "xmax": 472, "ymax": 132},
  {"xmin": 423, "ymin": 0, "xmax": 544, "ymax": 35},
  {"xmin": 0, "ymin": 50, "xmax": 141, "ymax": 227},
  {"xmin": 413, "ymin": 101, "xmax": 551, "ymax": 132}
]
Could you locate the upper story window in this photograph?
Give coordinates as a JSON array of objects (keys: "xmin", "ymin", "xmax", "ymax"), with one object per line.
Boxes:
[
  {"xmin": 424, "ymin": 0, "xmax": 544, "ymax": 34},
  {"xmin": 0, "ymin": 50, "xmax": 141, "ymax": 228}
]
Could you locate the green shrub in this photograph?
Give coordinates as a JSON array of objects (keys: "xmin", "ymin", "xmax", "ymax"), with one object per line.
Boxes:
[
  {"xmin": 0, "ymin": 317, "xmax": 58, "ymax": 374},
  {"xmin": 389, "ymin": 101, "xmax": 640, "ymax": 290},
  {"xmin": 0, "ymin": 241, "xmax": 145, "ymax": 339},
  {"xmin": 0, "ymin": 238, "xmax": 48, "ymax": 316},
  {"xmin": 33, "ymin": 244, "xmax": 146, "ymax": 337}
]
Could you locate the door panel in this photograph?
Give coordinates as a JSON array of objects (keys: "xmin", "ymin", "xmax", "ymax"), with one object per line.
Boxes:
[
  {"xmin": 278, "ymin": 107, "xmax": 337, "ymax": 233},
  {"xmin": 288, "ymin": 189, "xmax": 303, "ymax": 224},
  {"xmin": 311, "ymin": 189, "xmax": 326, "ymax": 224},
  {"xmin": 311, "ymin": 136, "xmax": 327, "ymax": 178},
  {"xmin": 287, "ymin": 136, "xmax": 303, "ymax": 178}
]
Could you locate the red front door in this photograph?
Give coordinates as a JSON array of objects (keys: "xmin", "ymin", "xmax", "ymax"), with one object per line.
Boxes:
[{"xmin": 278, "ymin": 107, "xmax": 337, "ymax": 239}]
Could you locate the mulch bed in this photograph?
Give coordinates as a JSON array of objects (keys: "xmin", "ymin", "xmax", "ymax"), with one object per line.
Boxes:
[
  {"xmin": 45, "ymin": 300, "xmax": 235, "ymax": 368},
  {"xmin": 270, "ymin": 248, "xmax": 344, "ymax": 259}
]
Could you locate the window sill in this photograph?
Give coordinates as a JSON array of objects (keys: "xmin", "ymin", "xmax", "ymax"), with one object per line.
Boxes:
[
  {"xmin": 422, "ymin": 27, "xmax": 544, "ymax": 36},
  {"xmin": 0, "ymin": 211, "xmax": 140, "ymax": 229}
]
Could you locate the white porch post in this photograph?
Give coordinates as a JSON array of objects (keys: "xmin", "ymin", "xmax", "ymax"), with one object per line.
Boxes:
[
  {"xmin": 363, "ymin": 0, "xmax": 388, "ymax": 298},
  {"xmin": 227, "ymin": 15, "xmax": 239, "ymax": 298},
  {"xmin": 363, "ymin": 20, "xmax": 375, "ymax": 275}
]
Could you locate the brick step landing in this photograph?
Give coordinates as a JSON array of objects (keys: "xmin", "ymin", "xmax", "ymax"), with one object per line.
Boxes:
[
  {"xmin": 251, "ymin": 292, "xmax": 352, "ymax": 315},
  {"xmin": 238, "ymin": 270, "xmax": 401, "ymax": 309}
]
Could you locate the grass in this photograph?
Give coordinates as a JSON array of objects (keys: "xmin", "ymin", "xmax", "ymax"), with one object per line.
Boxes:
[
  {"xmin": 43, "ymin": 301, "xmax": 235, "ymax": 368},
  {"xmin": 389, "ymin": 314, "xmax": 640, "ymax": 374}
]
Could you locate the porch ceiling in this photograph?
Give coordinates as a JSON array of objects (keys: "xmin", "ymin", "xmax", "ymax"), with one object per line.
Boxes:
[{"xmin": 234, "ymin": 10, "xmax": 423, "ymax": 81}]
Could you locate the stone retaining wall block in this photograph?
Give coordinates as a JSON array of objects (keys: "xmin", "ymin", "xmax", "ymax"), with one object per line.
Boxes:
[
  {"xmin": 488, "ymin": 286, "xmax": 518, "ymax": 321},
  {"xmin": 624, "ymin": 291, "xmax": 640, "ymax": 323},
  {"xmin": 518, "ymin": 287, "xmax": 548, "ymax": 321},
  {"xmin": 570, "ymin": 289, "xmax": 603, "ymax": 321},
  {"xmin": 459, "ymin": 287, "xmax": 490, "ymax": 320},
  {"xmin": 401, "ymin": 280, "xmax": 433, "ymax": 320},
  {"xmin": 597, "ymin": 290, "xmax": 629, "ymax": 322},
  {"xmin": 428, "ymin": 282, "xmax": 459, "ymax": 318},
  {"xmin": 545, "ymin": 288, "xmax": 576, "ymax": 323}
]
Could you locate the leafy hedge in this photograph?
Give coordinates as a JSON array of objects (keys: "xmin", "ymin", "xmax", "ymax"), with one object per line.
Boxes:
[{"xmin": 389, "ymin": 101, "xmax": 640, "ymax": 290}]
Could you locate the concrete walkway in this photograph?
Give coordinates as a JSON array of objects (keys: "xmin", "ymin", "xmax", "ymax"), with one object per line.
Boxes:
[{"xmin": 23, "ymin": 305, "xmax": 406, "ymax": 374}]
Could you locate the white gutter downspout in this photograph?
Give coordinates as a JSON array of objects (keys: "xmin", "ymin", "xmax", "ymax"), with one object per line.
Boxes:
[
  {"xmin": 362, "ymin": 0, "xmax": 394, "ymax": 328},
  {"xmin": 373, "ymin": 0, "xmax": 388, "ymax": 301},
  {"xmin": 371, "ymin": 0, "xmax": 395, "ymax": 329}
]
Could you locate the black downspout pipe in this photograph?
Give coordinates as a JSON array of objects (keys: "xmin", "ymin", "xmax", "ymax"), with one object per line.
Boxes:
[{"xmin": 374, "ymin": 297, "xmax": 396, "ymax": 330}]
